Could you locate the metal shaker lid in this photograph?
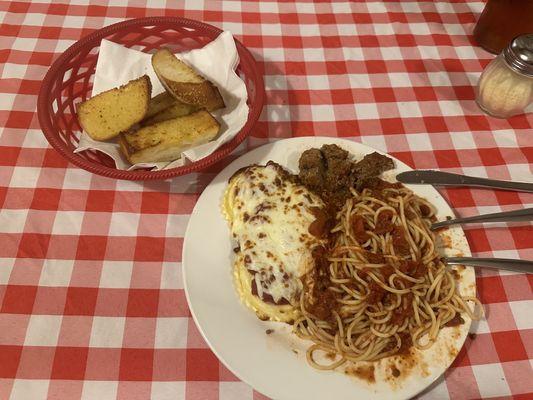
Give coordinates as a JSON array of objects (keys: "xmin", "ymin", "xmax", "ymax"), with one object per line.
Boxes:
[{"xmin": 503, "ymin": 34, "xmax": 533, "ymax": 77}]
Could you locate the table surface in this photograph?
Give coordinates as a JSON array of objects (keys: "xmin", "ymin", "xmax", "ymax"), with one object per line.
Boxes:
[{"xmin": 1, "ymin": 1, "xmax": 532, "ymax": 399}]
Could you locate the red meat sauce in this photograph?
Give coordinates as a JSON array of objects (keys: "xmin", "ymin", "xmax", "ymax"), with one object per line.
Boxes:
[
  {"xmin": 351, "ymin": 215, "xmax": 369, "ymax": 242},
  {"xmin": 375, "ymin": 210, "xmax": 394, "ymax": 234},
  {"xmin": 384, "ymin": 332, "xmax": 413, "ymax": 355},
  {"xmin": 308, "ymin": 207, "xmax": 332, "ymax": 239},
  {"xmin": 399, "ymin": 260, "xmax": 428, "ymax": 279},
  {"xmin": 391, "ymin": 226, "xmax": 411, "ymax": 256},
  {"xmin": 303, "ymin": 246, "xmax": 338, "ymax": 323}
]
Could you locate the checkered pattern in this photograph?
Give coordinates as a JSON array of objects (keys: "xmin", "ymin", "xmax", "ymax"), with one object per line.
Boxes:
[{"xmin": 1, "ymin": 1, "xmax": 532, "ymax": 399}]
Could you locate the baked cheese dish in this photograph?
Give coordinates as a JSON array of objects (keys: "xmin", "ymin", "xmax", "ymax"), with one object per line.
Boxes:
[{"xmin": 222, "ymin": 162, "xmax": 326, "ymax": 323}]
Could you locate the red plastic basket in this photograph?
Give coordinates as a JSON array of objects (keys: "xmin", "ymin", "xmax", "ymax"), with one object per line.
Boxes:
[{"xmin": 37, "ymin": 17, "xmax": 265, "ymax": 180}]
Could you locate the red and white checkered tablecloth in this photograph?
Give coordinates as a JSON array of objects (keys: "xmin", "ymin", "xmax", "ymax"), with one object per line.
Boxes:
[{"xmin": 0, "ymin": 0, "xmax": 532, "ymax": 399}]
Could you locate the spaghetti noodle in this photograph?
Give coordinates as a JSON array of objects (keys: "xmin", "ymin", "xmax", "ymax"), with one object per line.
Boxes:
[{"xmin": 294, "ymin": 183, "xmax": 482, "ymax": 370}]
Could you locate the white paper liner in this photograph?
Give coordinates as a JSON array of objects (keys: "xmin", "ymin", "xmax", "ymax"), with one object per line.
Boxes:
[{"xmin": 74, "ymin": 31, "xmax": 249, "ymax": 171}]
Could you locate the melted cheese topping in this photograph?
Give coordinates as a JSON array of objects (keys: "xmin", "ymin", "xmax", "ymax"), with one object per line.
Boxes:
[
  {"xmin": 223, "ymin": 163, "xmax": 324, "ymax": 306},
  {"xmin": 233, "ymin": 255, "xmax": 299, "ymax": 323}
]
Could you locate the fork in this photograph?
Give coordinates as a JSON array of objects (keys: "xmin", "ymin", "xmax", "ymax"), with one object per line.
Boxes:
[{"xmin": 431, "ymin": 207, "xmax": 533, "ymax": 230}]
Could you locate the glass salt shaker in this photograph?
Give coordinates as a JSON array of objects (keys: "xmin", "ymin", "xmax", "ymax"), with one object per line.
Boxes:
[{"xmin": 476, "ymin": 34, "xmax": 533, "ymax": 118}]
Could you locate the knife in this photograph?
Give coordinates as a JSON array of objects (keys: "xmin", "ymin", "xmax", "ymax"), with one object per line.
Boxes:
[{"xmin": 396, "ymin": 170, "xmax": 533, "ymax": 193}]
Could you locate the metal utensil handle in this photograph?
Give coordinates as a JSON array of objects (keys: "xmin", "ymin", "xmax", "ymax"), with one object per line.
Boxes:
[
  {"xmin": 397, "ymin": 170, "xmax": 533, "ymax": 193},
  {"xmin": 445, "ymin": 257, "xmax": 533, "ymax": 274},
  {"xmin": 432, "ymin": 207, "xmax": 533, "ymax": 229}
]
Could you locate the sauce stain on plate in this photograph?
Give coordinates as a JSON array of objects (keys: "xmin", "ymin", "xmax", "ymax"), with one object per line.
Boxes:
[{"xmin": 345, "ymin": 364, "xmax": 375, "ymax": 383}]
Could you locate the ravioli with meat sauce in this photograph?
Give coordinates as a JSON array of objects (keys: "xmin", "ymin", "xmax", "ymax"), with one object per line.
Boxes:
[{"xmin": 222, "ymin": 162, "xmax": 326, "ymax": 323}]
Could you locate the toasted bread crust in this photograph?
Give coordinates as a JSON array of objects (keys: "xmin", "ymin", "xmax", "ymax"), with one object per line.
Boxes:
[
  {"xmin": 152, "ymin": 49, "xmax": 225, "ymax": 112},
  {"xmin": 77, "ymin": 75, "xmax": 151, "ymax": 141},
  {"xmin": 164, "ymin": 80, "xmax": 225, "ymax": 111},
  {"xmin": 141, "ymin": 101, "xmax": 197, "ymax": 126},
  {"xmin": 118, "ymin": 134, "xmax": 135, "ymax": 161},
  {"xmin": 145, "ymin": 91, "xmax": 176, "ymax": 119},
  {"xmin": 119, "ymin": 110, "xmax": 220, "ymax": 164}
]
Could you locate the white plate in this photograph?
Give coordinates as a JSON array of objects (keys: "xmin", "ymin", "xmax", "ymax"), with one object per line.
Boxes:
[{"xmin": 183, "ymin": 137, "xmax": 475, "ymax": 400}]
